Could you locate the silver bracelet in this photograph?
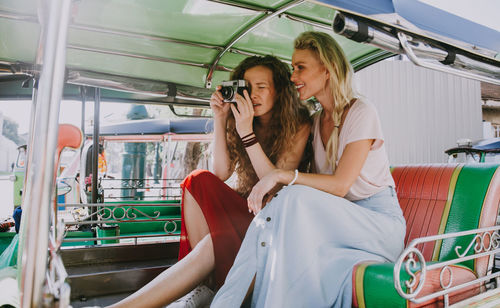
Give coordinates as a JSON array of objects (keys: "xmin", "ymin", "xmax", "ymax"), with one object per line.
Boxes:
[{"xmin": 287, "ymin": 169, "xmax": 299, "ymax": 186}]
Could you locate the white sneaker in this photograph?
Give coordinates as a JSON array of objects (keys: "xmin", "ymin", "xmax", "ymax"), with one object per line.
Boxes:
[{"xmin": 166, "ymin": 285, "xmax": 214, "ymax": 308}]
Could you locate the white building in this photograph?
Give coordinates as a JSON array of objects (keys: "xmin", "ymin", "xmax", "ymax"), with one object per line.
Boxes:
[{"xmin": 355, "ymin": 59, "xmax": 483, "ymax": 165}]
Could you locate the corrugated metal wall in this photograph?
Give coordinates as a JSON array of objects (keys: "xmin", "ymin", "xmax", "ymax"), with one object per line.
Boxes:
[{"xmin": 355, "ymin": 60, "xmax": 483, "ymax": 164}]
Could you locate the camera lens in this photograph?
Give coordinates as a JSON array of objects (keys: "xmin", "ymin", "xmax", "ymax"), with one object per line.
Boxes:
[{"xmin": 220, "ymin": 86, "xmax": 234, "ymax": 101}]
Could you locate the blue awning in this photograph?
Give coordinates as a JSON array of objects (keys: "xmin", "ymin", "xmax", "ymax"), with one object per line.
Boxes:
[
  {"xmin": 90, "ymin": 118, "xmax": 213, "ymax": 136},
  {"xmin": 474, "ymin": 138, "xmax": 500, "ymax": 151}
]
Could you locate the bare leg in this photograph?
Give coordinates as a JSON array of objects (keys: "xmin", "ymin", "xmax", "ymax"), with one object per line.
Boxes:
[
  {"xmin": 107, "ymin": 234, "xmax": 215, "ymax": 308},
  {"xmin": 107, "ymin": 190, "xmax": 214, "ymax": 308},
  {"xmin": 183, "ymin": 189, "xmax": 210, "ymax": 248}
]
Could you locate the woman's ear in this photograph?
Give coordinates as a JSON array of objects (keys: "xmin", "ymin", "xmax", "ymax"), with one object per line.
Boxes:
[{"xmin": 322, "ymin": 65, "xmax": 330, "ymax": 80}]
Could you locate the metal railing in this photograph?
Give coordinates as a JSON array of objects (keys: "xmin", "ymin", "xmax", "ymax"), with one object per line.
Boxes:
[
  {"xmin": 99, "ymin": 177, "xmax": 184, "ymax": 200},
  {"xmin": 59, "ymin": 201, "xmax": 182, "ymax": 246},
  {"xmin": 394, "ymin": 225, "xmax": 500, "ymax": 307}
]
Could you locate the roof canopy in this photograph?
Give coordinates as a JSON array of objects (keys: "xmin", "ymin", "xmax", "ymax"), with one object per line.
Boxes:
[{"xmin": 0, "ymin": 0, "xmax": 498, "ymax": 103}]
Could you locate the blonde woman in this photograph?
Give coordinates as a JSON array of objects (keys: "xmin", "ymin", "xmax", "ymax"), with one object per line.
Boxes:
[
  {"xmin": 108, "ymin": 55, "xmax": 311, "ymax": 308},
  {"xmin": 212, "ymin": 32, "xmax": 406, "ymax": 307}
]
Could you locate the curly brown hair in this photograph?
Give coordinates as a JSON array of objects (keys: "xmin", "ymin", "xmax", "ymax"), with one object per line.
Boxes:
[{"xmin": 225, "ymin": 55, "xmax": 310, "ymax": 197}]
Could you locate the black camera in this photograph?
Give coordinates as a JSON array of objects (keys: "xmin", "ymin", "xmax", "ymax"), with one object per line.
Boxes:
[{"xmin": 220, "ymin": 80, "xmax": 250, "ymax": 103}]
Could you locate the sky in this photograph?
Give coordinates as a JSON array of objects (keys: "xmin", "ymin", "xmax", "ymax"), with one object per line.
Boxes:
[
  {"xmin": 420, "ymin": 0, "xmax": 500, "ymax": 31},
  {"xmin": 0, "ymin": 101, "xmax": 33, "ymax": 134},
  {"xmin": 0, "ymin": 100, "xmax": 131, "ymax": 135},
  {"xmin": 0, "ymin": 100, "xmax": 85, "ymax": 134}
]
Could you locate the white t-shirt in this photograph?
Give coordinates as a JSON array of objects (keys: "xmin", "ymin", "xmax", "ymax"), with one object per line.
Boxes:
[{"xmin": 312, "ymin": 99, "xmax": 395, "ymax": 201}]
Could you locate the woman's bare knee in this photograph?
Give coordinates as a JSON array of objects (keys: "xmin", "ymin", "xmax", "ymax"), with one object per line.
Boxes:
[{"xmin": 184, "ymin": 189, "xmax": 210, "ymax": 247}]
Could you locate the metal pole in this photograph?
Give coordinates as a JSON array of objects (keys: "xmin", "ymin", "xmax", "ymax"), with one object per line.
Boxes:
[
  {"xmin": 19, "ymin": 1, "xmax": 48, "ymax": 211},
  {"xmin": 19, "ymin": 0, "xmax": 72, "ymax": 306},
  {"xmin": 91, "ymin": 88, "xmax": 100, "ymax": 204},
  {"xmin": 80, "ymin": 86, "xmax": 86, "ymax": 136}
]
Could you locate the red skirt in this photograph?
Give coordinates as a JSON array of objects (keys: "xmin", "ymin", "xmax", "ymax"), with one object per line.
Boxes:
[{"xmin": 178, "ymin": 170, "xmax": 253, "ymax": 289}]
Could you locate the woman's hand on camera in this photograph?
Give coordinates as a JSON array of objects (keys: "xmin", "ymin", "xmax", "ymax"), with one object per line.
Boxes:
[
  {"xmin": 247, "ymin": 169, "xmax": 279, "ymax": 215},
  {"xmin": 210, "ymin": 86, "xmax": 231, "ymax": 119},
  {"xmin": 230, "ymin": 90, "xmax": 254, "ymax": 137}
]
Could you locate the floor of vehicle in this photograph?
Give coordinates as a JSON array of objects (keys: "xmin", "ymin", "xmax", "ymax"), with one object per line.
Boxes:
[{"xmin": 70, "ymin": 292, "xmax": 132, "ymax": 307}]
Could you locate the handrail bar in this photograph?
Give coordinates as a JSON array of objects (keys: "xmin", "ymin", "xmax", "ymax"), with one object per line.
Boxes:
[
  {"xmin": 398, "ymin": 32, "xmax": 500, "ymax": 86},
  {"xmin": 60, "ymin": 202, "xmax": 180, "ymax": 207},
  {"xmin": 394, "ymin": 225, "xmax": 500, "ymax": 307},
  {"xmin": 62, "ymin": 233, "xmax": 179, "ymax": 243}
]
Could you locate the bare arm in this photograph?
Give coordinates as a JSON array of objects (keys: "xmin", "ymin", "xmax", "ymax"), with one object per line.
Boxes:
[
  {"xmin": 245, "ymin": 122, "xmax": 310, "ymax": 179},
  {"xmin": 247, "ymin": 139, "xmax": 373, "ymax": 214},
  {"xmin": 211, "ymin": 116, "xmax": 234, "ymax": 181},
  {"xmin": 210, "ymin": 89, "xmax": 234, "ymax": 181},
  {"xmin": 283, "ymin": 139, "xmax": 372, "ymax": 196}
]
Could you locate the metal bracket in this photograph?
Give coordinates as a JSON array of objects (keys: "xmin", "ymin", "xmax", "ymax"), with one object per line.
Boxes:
[{"xmin": 397, "ymin": 32, "xmax": 500, "ymax": 86}]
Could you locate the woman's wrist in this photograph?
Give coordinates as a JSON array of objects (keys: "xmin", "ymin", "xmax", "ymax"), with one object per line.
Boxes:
[
  {"xmin": 287, "ymin": 169, "xmax": 299, "ymax": 186},
  {"xmin": 276, "ymin": 169, "xmax": 297, "ymax": 185},
  {"xmin": 241, "ymin": 131, "xmax": 258, "ymax": 148},
  {"xmin": 214, "ymin": 114, "xmax": 229, "ymax": 124},
  {"xmin": 240, "ymin": 131, "xmax": 254, "ymax": 140},
  {"xmin": 238, "ymin": 129, "xmax": 253, "ymax": 139}
]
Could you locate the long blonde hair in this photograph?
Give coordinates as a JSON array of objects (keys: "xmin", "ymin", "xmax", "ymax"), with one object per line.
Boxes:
[
  {"xmin": 294, "ymin": 31, "xmax": 356, "ymax": 171},
  {"xmin": 226, "ymin": 55, "xmax": 310, "ymax": 197}
]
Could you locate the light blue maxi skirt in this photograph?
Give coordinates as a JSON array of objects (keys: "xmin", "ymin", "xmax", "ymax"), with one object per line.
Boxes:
[{"xmin": 211, "ymin": 185, "xmax": 406, "ymax": 308}]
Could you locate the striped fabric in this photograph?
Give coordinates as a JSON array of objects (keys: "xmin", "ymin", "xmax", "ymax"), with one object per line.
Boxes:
[{"xmin": 353, "ymin": 164, "xmax": 500, "ymax": 308}]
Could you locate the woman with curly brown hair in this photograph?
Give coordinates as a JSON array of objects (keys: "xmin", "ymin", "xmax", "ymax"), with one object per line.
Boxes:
[{"xmin": 108, "ymin": 55, "xmax": 311, "ymax": 308}]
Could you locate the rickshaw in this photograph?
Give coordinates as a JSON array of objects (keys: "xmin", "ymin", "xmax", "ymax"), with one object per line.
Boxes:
[
  {"xmin": 0, "ymin": 0, "xmax": 499, "ymax": 307},
  {"xmin": 446, "ymin": 138, "xmax": 500, "ymax": 163}
]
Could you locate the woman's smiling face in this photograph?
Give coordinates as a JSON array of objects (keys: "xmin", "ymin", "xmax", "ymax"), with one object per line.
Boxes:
[
  {"xmin": 290, "ymin": 48, "xmax": 329, "ymax": 101},
  {"xmin": 243, "ymin": 65, "xmax": 276, "ymax": 117}
]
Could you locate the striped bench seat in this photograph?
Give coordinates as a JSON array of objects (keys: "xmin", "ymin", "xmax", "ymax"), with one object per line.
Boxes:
[{"xmin": 353, "ymin": 164, "xmax": 500, "ymax": 307}]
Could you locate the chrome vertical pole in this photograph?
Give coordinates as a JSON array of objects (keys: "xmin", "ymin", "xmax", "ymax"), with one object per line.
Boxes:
[
  {"xmin": 91, "ymin": 88, "xmax": 100, "ymax": 204},
  {"xmin": 19, "ymin": 0, "xmax": 72, "ymax": 306},
  {"xmin": 16, "ymin": 3, "xmax": 47, "ymax": 286},
  {"xmin": 80, "ymin": 86, "xmax": 86, "ymax": 136}
]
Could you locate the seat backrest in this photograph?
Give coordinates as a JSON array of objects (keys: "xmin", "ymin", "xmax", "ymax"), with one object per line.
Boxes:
[
  {"xmin": 392, "ymin": 164, "xmax": 500, "ymax": 275},
  {"xmin": 57, "ymin": 124, "xmax": 83, "ymax": 158}
]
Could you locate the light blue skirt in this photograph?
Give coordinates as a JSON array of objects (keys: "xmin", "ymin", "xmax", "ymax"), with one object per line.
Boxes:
[{"xmin": 211, "ymin": 185, "xmax": 406, "ymax": 308}]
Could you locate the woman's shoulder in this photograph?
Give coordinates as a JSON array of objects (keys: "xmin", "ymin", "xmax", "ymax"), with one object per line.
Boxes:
[
  {"xmin": 349, "ymin": 98, "xmax": 380, "ymax": 120},
  {"xmin": 351, "ymin": 98, "xmax": 375, "ymax": 111}
]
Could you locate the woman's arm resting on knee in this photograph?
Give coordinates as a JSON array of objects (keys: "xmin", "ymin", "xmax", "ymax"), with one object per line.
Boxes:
[
  {"xmin": 246, "ymin": 122, "xmax": 310, "ymax": 179},
  {"xmin": 247, "ymin": 139, "xmax": 372, "ymax": 214}
]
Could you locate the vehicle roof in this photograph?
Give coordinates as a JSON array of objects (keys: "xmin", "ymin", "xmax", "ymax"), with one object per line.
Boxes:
[{"xmin": 0, "ymin": 0, "xmax": 498, "ymax": 105}]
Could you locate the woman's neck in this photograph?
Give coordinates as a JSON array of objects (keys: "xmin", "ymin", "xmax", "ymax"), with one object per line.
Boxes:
[{"xmin": 256, "ymin": 112, "xmax": 272, "ymax": 128}]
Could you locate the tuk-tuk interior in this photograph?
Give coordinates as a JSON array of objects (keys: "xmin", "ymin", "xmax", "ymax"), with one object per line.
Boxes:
[{"xmin": 0, "ymin": 0, "xmax": 499, "ymax": 307}]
